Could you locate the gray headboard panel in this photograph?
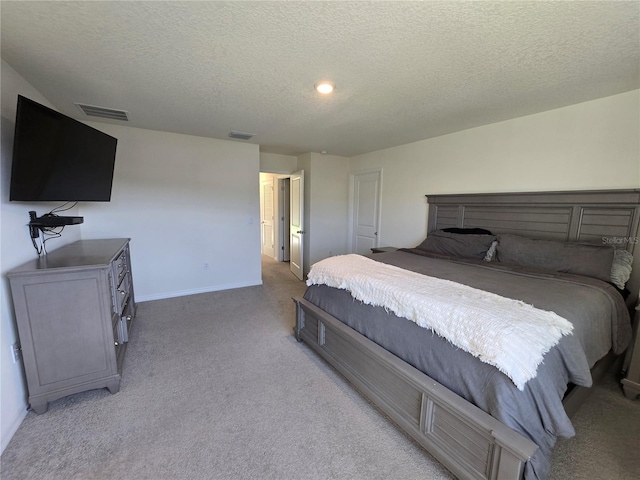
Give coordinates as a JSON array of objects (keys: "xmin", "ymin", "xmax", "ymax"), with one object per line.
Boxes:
[
  {"xmin": 426, "ymin": 190, "xmax": 640, "ymax": 253},
  {"xmin": 425, "ymin": 189, "xmax": 640, "ymax": 306}
]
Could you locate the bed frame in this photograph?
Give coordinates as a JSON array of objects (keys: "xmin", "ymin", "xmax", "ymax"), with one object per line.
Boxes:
[{"xmin": 294, "ymin": 189, "xmax": 640, "ymax": 480}]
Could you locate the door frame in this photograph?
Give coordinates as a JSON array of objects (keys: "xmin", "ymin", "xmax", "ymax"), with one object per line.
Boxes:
[{"xmin": 348, "ymin": 168, "xmax": 383, "ymax": 254}]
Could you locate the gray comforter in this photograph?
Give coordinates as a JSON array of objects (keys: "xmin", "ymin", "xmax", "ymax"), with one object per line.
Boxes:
[{"xmin": 303, "ymin": 249, "xmax": 631, "ymax": 480}]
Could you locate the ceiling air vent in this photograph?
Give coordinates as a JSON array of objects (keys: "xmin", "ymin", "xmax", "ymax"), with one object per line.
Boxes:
[
  {"xmin": 75, "ymin": 103, "xmax": 129, "ymax": 121},
  {"xmin": 229, "ymin": 131, "xmax": 255, "ymax": 140}
]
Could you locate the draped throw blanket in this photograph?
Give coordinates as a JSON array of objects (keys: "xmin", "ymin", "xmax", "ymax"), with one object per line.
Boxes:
[{"xmin": 306, "ymin": 254, "xmax": 574, "ymax": 390}]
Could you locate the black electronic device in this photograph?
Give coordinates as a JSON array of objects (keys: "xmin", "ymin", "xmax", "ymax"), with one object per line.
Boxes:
[
  {"xmin": 9, "ymin": 95, "xmax": 118, "ymax": 202},
  {"xmin": 30, "ymin": 213, "xmax": 84, "ymax": 227},
  {"xmin": 28, "ymin": 211, "xmax": 84, "ymax": 239}
]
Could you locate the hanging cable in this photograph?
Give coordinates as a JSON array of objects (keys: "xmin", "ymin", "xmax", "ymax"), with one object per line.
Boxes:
[
  {"xmin": 49, "ymin": 201, "xmax": 78, "ymax": 215},
  {"xmin": 31, "ymin": 232, "xmax": 43, "ymax": 255},
  {"xmin": 27, "ymin": 202, "xmax": 78, "ymax": 255},
  {"xmin": 41, "ymin": 226, "xmax": 64, "ymax": 255}
]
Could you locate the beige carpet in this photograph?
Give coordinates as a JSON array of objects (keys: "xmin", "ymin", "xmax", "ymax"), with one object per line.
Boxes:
[{"xmin": 1, "ymin": 256, "xmax": 638, "ymax": 479}]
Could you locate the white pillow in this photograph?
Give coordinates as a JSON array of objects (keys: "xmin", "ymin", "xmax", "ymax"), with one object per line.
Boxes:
[{"xmin": 610, "ymin": 248, "xmax": 634, "ymax": 290}]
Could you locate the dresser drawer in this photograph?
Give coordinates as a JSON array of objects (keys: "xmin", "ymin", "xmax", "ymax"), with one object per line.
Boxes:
[
  {"xmin": 112, "ymin": 272, "xmax": 130, "ymax": 315},
  {"xmin": 113, "ymin": 248, "xmax": 129, "ymax": 288},
  {"xmin": 117, "ymin": 300, "xmax": 134, "ymax": 344}
]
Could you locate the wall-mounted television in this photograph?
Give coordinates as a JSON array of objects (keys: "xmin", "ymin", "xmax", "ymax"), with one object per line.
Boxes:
[{"xmin": 9, "ymin": 95, "xmax": 118, "ymax": 202}]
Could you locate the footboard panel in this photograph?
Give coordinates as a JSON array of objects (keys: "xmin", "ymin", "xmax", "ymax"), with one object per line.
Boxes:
[{"xmin": 294, "ymin": 297, "xmax": 538, "ymax": 480}]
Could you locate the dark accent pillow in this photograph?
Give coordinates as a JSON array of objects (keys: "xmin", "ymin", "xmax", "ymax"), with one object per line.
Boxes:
[
  {"xmin": 416, "ymin": 230, "xmax": 497, "ymax": 260},
  {"xmin": 442, "ymin": 227, "xmax": 493, "ymax": 235},
  {"xmin": 608, "ymin": 283, "xmax": 630, "ymax": 300},
  {"xmin": 495, "ymin": 233, "xmax": 615, "ymax": 282}
]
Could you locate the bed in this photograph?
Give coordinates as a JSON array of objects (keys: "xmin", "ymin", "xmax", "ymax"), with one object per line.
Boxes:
[{"xmin": 293, "ymin": 189, "xmax": 640, "ymax": 480}]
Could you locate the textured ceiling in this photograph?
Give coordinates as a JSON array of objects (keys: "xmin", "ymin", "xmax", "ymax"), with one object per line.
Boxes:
[{"xmin": 1, "ymin": 1, "xmax": 639, "ymax": 157}]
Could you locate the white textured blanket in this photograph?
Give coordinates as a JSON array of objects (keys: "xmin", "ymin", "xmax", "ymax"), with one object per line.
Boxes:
[{"xmin": 306, "ymin": 254, "xmax": 574, "ymax": 390}]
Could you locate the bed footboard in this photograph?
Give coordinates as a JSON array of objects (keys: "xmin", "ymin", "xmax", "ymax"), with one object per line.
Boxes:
[{"xmin": 293, "ymin": 297, "xmax": 538, "ymax": 480}]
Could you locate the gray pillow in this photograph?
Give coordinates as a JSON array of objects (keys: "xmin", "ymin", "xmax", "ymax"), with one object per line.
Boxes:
[
  {"xmin": 495, "ymin": 233, "xmax": 615, "ymax": 282},
  {"xmin": 417, "ymin": 230, "xmax": 497, "ymax": 260}
]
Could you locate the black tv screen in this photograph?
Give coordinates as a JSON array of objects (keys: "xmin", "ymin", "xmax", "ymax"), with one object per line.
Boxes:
[{"xmin": 9, "ymin": 95, "xmax": 117, "ymax": 202}]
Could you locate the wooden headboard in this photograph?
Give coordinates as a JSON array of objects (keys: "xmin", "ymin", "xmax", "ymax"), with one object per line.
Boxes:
[{"xmin": 426, "ymin": 189, "xmax": 640, "ymax": 304}]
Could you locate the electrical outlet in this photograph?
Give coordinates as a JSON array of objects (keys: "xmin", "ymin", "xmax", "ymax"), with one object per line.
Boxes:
[{"xmin": 11, "ymin": 343, "xmax": 21, "ymax": 364}]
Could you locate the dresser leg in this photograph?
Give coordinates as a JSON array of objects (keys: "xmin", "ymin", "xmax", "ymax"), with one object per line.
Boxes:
[
  {"xmin": 106, "ymin": 380, "xmax": 120, "ymax": 394},
  {"xmin": 30, "ymin": 401, "xmax": 49, "ymax": 414},
  {"xmin": 623, "ymin": 384, "xmax": 639, "ymax": 400}
]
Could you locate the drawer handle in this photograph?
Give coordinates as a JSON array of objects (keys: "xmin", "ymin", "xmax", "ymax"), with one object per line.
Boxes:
[
  {"xmin": 126, "ymin": 315, "xmax": 132, "ymax": 321},
  {"xmin": 119, "ymin": 290, "xmax": 126, "ymax": 296},
  {"xmin": 114, "ymin": 341, "xmax": 119, "ymax": 347}
]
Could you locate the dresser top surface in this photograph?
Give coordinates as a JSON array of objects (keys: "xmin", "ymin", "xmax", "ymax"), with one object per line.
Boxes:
[{"xmin": 8, "ymin": 238, "xmax": 130, "ymax": 275}]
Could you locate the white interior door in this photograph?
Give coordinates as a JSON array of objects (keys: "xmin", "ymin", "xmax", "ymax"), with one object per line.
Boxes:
[
  {"xmin": 289, "ymin": 170, "xmax": 304, "ymax": 280},
  {"xmin": 260, "ymin": 177, "xmax": 275, "ymax": 258},
  {"xmin": 351, "ymin": 170, "xmax": 381, "ymax": 254}
]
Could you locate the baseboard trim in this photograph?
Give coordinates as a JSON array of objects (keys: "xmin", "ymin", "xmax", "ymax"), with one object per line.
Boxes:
[
  {"xmin": 136, "ymin": 279, "xmax": 263, "ymax": 302},
  {"xmin": 1, "ymin": 406, "xmax": 27, "ymax": 454}
]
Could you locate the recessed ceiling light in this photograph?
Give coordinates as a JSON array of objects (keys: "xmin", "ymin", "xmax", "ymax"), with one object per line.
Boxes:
[{"xmin": 315, "ymin": 82, "xmax": 335, "ymax": 94}]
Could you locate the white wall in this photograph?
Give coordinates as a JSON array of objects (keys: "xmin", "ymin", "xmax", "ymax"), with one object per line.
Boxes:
[
  {"xmin": 1, "ymin": 61, "xmax": 83, "ymax": 452},
  {"xmin": 259, "ymin": 152, "xmax": 297, "ymax": 174},
  {"xmin": 296, "ymin": 153, "xmax": 350, "ymax": 275},
  {"xmin": 350, "ymin": 90, "xmax": 640, "ymax": 249},
  {"xmin": 80, "ymin": 123, "xmax": 261, "ymax": 301},
  {"xmin": 306, "ymin": 153, "xmax": 350, "ymax": 267}
]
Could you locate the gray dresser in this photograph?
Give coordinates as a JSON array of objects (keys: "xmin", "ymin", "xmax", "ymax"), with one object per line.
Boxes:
[{"xmin": 7, "ymin": 238, "xmax": 135, "ymax": 413}]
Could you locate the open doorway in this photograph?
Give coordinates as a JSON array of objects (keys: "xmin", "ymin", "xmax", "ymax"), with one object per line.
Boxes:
[
  {"xmin": 259, "ymin": 173, "xmax": 291, "ymax": 262},
  {"xmin": 259, "ymin": 171, "xmax": 304, "ymax": 280}
]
